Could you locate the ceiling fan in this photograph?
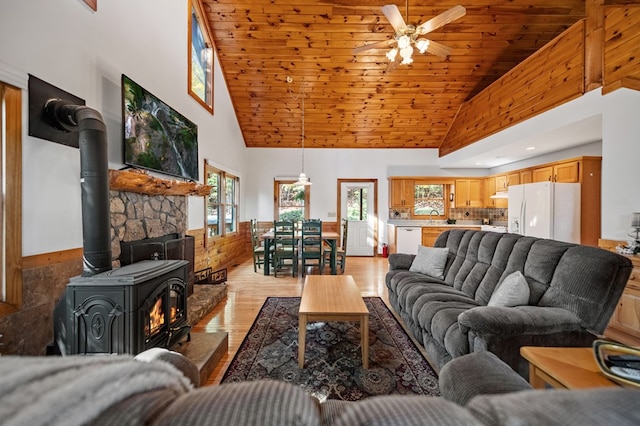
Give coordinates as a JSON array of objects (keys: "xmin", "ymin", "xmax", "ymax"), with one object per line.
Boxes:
[{"xmin": 353, "ymin": 3, "xmax": 466, "ymax": 65}]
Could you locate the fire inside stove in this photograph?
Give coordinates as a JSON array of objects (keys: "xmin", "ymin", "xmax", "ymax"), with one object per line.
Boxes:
[{"xmin": 147, "ymin": 297, "xmax": 165, "ymax": 338}]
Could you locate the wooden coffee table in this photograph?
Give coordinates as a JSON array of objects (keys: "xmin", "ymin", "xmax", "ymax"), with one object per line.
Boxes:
[
  {"xmin": 520, "ymin": 346, "xmax": 617, "ymax": 389},
  {"xmin": 298, "ymin": 275, "xmax": 369, "ymax": 369}
]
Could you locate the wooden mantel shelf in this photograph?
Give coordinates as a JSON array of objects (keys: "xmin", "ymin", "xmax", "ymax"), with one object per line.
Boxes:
[{"xmin": 109, "ymin": 169, "xmax": 211, "ymax": 196}]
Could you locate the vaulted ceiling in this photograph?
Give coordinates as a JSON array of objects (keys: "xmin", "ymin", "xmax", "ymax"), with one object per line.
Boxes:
[{"xmin": 202, "ymin": 0, "xmax": 586, "ymax": 150}]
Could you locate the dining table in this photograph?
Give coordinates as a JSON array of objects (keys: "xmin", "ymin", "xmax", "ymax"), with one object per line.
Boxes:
[{"xmin": 260, "ymin": 231, "xmax": 341, "ymax": 276}]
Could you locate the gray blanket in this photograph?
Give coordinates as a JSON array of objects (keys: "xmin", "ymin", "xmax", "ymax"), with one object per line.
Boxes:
[{"xmin": 0, "ymin": 354, "xmax": 193, "ymax": 426}]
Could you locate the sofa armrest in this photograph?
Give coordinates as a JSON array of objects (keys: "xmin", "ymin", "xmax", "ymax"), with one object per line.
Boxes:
[
  {"xmin": 388, "ymin": 253, "xmax": 415, "ymax": 271},
  {"xmin": 458, "ymin": 306, "xmax": 584, "ymax": 336},
  {"xmin": 136, "ymin": 347, "xmax": 200, "ymax": 387},
  {"xmin": 439, "ymin": 351, "xmax": 532, "ymax": 406}
]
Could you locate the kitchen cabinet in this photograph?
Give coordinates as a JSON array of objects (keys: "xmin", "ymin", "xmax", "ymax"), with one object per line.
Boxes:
[
  {"xmin": 390, "ymin": 179, "xmax": 414, "ymax": 208},
  {"xmin": 532, "ymin": 161, "xmax": 579, "ymax": 183},
  {"xmin": 507, "ymin": 172, "xmax": 520, "ymax": 187},
  {"xmin": 600, "ymin": 240, "xmax": 640, "ymax": 347},
  {"xmin": 422, "ymin": 226, "xmax": 481, "ymax": 247},
  {"xmin": 422, "ymin": 227, "xmax": 449, "ymax": 247},
  {"xmin": 455, "ymin": 179, "xmax": 483, "ymax": 208},
  {"xmin": 495, "ymin": 175, "xmax": 507, "ymax": 191},
  {"xmin": 484, "ymin": 177, "xmax": 507, "ymax": 208},
  {"xmin": 553, "ymin": 161, "xmax": 580, "ymax": 183},
  {"xmin": 532, "ymin": 166, "xmax": 553, "ymax": 182},
  {"xmin": 520, "ymin": 170, "xmax": 532, "ymax": 184}
]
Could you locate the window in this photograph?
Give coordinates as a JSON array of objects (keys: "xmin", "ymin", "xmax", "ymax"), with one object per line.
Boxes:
[
  {"xmin": 188, "ymin": 0, "xmax": 214, "ymax": 114},
  {"xmin": 274, "ymin": 180, "xmax": 310, "ymax": 221},
  {"xmin": 347, "ymin": 187, "xmax": 368, "ymax": 220},
  {"xmin": 1, "ymin": 81, "xmax": 22, "ymax": 314},
  {"xmin": 414, "ymin": 184, "xmax": 446, "ymax": 216},
  {"xmin": 205, "ymin": 162, "xmax": 238, "ymax": 239}
]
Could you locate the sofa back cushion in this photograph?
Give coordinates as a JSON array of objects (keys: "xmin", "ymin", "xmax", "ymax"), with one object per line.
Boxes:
[{"xmin": 435, "ymin": 231, "xmax": 523, "ymax": 304}]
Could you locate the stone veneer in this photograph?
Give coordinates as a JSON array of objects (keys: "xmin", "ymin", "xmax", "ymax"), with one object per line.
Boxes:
[{"xmin": 109, "ymin": 191, "xmax": 187, "ymax": 266}]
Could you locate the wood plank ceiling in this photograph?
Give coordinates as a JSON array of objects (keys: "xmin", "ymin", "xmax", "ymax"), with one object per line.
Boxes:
[{"xmin": 202, "ymin": 0, "xmax": 586, "ymax": 149}]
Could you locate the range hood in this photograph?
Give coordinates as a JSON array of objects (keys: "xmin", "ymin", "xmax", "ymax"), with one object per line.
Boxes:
[{"xmin": 490, "ymin": 191, "xmax": 509, "ymax": 199}]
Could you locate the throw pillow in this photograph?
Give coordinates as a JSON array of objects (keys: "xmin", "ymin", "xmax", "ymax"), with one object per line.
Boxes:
[
  {"xmin": 488, "ymin": 271, "xmax": 530, "ymax": 307},
  {"xmin": 409, "ymin": 246, "xmax": 449, "ymax": 280}
]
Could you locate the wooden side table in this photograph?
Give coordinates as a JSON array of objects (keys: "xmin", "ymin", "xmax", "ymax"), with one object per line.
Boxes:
[{"xmin": 520, "ymin": 346, "xmax": 618, "ymax": 389}]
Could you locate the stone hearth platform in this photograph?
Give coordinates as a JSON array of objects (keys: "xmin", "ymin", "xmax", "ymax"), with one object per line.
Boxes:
[
  {"xmin": 188, "ymin": 284, "xmax": 227, "ymax": 327},
  {"xmin": 174, "ymin": 283, "xmax": 228, "ymax": 384}
]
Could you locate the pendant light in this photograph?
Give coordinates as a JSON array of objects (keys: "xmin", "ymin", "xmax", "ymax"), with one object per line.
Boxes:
[{"xmin": 287, "ymin": 76, "xmax": 312, "ymax": 186}]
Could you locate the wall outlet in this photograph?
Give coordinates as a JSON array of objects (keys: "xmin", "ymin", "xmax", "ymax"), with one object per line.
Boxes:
[{"xmin": 327, "ymin": 212, "xmax": 336, "ymax": 217}]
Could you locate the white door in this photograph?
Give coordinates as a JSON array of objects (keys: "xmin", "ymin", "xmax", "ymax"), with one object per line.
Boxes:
[{"xmin": 341, "ymin": 182, "xmax": 374, "ymax": 256}]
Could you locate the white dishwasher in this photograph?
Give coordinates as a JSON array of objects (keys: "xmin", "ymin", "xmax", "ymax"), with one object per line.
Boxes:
[{"xmin": 396, "ymin": 227, "xmax": 422, "ymax": 255}]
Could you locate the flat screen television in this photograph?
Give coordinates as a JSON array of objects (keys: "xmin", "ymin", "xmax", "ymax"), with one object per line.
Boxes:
[{"xmin": 122, "ymin": 74, "xmax": 199, "ymax": 181}]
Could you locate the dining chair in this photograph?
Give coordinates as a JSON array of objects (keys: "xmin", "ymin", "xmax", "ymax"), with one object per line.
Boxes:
[
  {"xmin": 273, "ymin": 220, "xmax": 297, "ymax": 277},
  {"xmin": 324, "ymin": 218, "xmax": 348, "ymax": 273},
  {"xmin": 250, "ymin": 219, "xmax": 267, "ymax": 273},
  {"xmin": 300, "ymin": 219, "xmax": 323, "ymax": 276}
]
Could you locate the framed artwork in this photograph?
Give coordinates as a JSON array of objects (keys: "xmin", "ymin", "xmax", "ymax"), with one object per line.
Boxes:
[{"xmin": 83, "ymin": 0, "xmax": 97, "ymax": 11}]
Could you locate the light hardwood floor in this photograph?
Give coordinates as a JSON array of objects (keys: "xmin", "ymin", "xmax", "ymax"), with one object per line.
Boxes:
[{"xmin": 192, "ymin": 255, "xmax": 392, "ymax": 386}]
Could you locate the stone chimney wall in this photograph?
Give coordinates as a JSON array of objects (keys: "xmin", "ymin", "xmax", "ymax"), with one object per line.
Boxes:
[{"xmin": 110, "ymin": 191, "xmax": 187, "ymax": 265}]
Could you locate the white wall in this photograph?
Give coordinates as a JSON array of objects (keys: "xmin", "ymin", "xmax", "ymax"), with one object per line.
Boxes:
[
  {"xmin": 244, "ymin": 147, "xmax": 484, "ymax": 246},
  {"xmin": 0, "ymin": 0, "xmax": 246, "ymax": 255},
  {"xmin": 601, "ymin": 88, "xmax": 640, "ymax": 242}
]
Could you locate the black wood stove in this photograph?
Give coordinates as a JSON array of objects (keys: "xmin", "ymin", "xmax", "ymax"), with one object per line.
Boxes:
[
  {"xmin": 46, "ymin": 100, "xmax": 191, "ymax": 355},
  {"xmin": 54, "ymin": 260, "xmax": 190, "ymax": 355}
]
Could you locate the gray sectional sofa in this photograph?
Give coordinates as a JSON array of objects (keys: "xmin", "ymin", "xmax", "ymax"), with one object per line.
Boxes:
[
  {"xmin": 2, "ymin": 348, "xmax": 639, "ymax": 425},
  {"xmin": 386, "ymin": 229, "xmax": 633, "ymax": 377}
]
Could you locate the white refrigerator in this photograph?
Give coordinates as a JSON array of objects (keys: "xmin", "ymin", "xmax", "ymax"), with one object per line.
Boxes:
[{"xmin": 507, "ymin": 182, "xmax": 581, "ymax": 243}]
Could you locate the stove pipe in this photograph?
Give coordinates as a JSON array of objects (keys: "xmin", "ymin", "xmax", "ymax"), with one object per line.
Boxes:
[{"xmin": 45, "ymin": 99, "xmax": 112, "ymax": 276}]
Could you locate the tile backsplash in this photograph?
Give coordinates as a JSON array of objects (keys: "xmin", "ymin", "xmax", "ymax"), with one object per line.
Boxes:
[
  {"xmin": 389, "ymin": 207, "xmax": 507, "ymax": 223},
  {"xmin": 449, "ymin": 208, "xmax": 507, "ymax": 222}
]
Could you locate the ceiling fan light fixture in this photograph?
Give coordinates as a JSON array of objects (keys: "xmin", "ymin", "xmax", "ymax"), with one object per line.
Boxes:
[
  {"xmin": 400, "ymin": 45, "xmax": 413, "ymax": 60},
  {"xmin": 416, "ymin": 39, "xmax": 430, "ymax": 54},
  {"xmin": 386, "ymin": 48, "xmax": 398, "ymax": 61},
  {"xmin": 397, "ymin": 34, "xmax": 411, "ymax": 49},
  {"xmin": 400, "ymin": 56, "xmax": 413, "ymax": 65}
]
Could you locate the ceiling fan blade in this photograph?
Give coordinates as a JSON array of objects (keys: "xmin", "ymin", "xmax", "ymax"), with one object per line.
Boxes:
[
  {"xmin": 423, "ymin": 40, "xmax": 453, "ymax": 58},
  {"xmin": 352, "ymin": 39, "xmax": 394, "ymax": 54},
  {"xmin": 381, "ymin": 4, "xmax": 407, "ymax": 32},
  {"xmin": 416, "ymin": 5, "xmax": 466, "ymax": 35}
]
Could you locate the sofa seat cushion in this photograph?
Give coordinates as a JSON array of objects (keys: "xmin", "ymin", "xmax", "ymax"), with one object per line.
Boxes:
[
  {"xmin": 399, "ymin": 281, "xmax": 468, "ymax": 313},
  {"xmin": 414, "ymin": 299, "xmax": 478, "ymax": 358},
  {"xmin": 154, "ymin": 380, "xmax": 321, "ymax": 426},
  {"xmin": 332, "ymin": 395, "xmax": 483, "ymax": 426}
]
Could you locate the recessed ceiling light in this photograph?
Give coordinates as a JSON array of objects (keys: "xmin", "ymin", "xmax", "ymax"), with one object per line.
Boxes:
[
  {"xmin": 526, "ymin": 146, "xmax": 536, "ymax": 150},
  {"xmin": 475, "ymin": 162, "xmax": 482, "ymax": 165}
]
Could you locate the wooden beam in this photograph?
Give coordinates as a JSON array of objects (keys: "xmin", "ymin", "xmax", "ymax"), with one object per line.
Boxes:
[{"xmin": 109, "ymin": 169, "xmax": 211, "ymax": 196}]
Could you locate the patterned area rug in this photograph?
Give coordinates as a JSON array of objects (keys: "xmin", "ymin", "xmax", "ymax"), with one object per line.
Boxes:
[{"xmin": 221, "ymin": 297, "xmax": 440, "ymax": 401}]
